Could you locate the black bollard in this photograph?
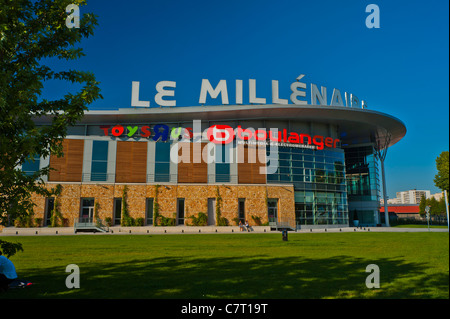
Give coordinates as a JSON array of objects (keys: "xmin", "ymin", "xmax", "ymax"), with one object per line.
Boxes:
[{"xmin": 282, "ymin": 230, "xmax": 288, "ymax": 241}]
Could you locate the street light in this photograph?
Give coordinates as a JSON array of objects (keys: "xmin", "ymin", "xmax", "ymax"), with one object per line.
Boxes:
[{"xmin": 425, "ymin": 205, "xmax": 431, "ymax": 232}]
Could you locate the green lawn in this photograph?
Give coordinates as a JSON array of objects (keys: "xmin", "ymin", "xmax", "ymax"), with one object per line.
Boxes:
[{"xmin": 1, "ymin": 232, "xmax": 448, "ymax": 299}]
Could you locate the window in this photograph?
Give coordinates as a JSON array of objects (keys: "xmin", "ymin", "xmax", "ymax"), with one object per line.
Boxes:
[
  {"xmin": 113, "ymin": 198, "xmax": 122, "ymax": 226},
  {"xmin": 216, "ymin": 144, "xmax": 230, "ymax": 182},
  {"xmin": 238, "ymin": 198, "xmax": 245, "ymax": 223},
  {"xmin": 177, "ymin": 198, "xmax": 185, "ymax": 225},
  {"xmin": 91, "ymin": 141, "xmax": 108, "ymax": 181},
  {"xmin": 22, "ymin": 154, "xmax": 40, "ymax": 176},
  {"xmin": 155, "ymin": 142, "xmax": 171, "ymax": 182},
  {"xmin": 44, "ymin": 197, "xmax": 55, "ymax": 226},
  {"xmin": 267, "ymin": 199, "xmax": 278, "ymax": 223},
  {"xmin": 146, "ymin": 198, "xmax": 154, "ymax": 226}
]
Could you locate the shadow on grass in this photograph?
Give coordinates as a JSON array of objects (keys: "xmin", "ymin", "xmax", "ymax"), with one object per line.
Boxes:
[{"xmin": 3, "ymin": 255, "xmax": 448, "ymax": 299}]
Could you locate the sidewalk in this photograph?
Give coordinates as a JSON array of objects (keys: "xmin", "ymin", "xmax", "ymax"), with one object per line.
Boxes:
[
  {"xmin": 0, "ymin": 225, "xmax": 271, "ymax": 236},
  {"xmin": 0, "ymin": 225, "xmax": 447, "ymax": 236}
]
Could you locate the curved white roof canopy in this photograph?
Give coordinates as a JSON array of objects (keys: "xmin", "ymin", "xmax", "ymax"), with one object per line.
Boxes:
[{"xmin": 35, "ymin": 104, "xmax": 406, "ymax": 150}]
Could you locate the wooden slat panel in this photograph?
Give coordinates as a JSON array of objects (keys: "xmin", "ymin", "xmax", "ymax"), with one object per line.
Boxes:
[
  {"xmin": 131, "ymin": 141, "xmax": 147, "ymax": 183},
  {"xmin": 115, "ymin": 141, "xmax": 132, "ymax": 183},
  {"xmin": 115, "ymin": 141, "xmax": 147, "ymax": 183},
  {"xmin": 238, "ymin": 145, "xmax": 266, "ymax": 184},
  {"xmin": 48, "ymin": 139, "xmax": 84, "ymax": 182},
  {"xmin": 66, "ymin": 139, "xmax": 84, "ymax": 182},
  {"xmin": 178, "ymin": 142, "xmax": 207, "ymax": 183}
]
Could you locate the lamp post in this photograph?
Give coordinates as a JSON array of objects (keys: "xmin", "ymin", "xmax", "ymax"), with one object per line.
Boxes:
[
  {"xmin": 425, "ymin": 205, "xmax": 430, "ymax": 232},
  {"xmin": 444, "ymin": 190, "xmax": 449, "ymax": 232}
]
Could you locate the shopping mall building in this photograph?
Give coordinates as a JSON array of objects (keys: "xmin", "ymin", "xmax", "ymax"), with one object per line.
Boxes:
[{"xmin": 19, "ymin": 79, "xmax": 406, "ymax": 230}]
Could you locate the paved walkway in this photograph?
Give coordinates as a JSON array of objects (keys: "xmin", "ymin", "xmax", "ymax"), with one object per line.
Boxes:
[{"xmin": 0, "ymin": 225, "xmax": 448, "ymax": 236}]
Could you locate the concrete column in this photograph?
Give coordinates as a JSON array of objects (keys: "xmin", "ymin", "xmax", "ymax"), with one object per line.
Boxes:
[
  {"xmin": 169, "ymin": 142, "xmax": 178, "ymax": 183},
  {"xmin": 107, "ymin": 140, "xmax": 117, "ymax": 183},
  {"xmin": 39, "ymin": 156, "xmax": 50, "ymax": 183},
  {"xmin": 147, "ymin": 141, "xmax": 155, "ymax": 183},
  {"xmin": 208, "ymin": 143, "xmax": 215, "ymax": 184},
  {"xmin": 82, "ymin": 139, "xmax": 93, "ymax": 182}
]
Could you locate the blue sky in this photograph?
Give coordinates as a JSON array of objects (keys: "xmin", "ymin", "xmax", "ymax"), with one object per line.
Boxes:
[{"xmin": 44, "ymin": 0, "xmax": 449, "ymax": 199}]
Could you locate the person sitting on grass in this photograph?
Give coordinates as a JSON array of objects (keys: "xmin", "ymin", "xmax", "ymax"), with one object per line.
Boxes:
[{"xmin": 0, "ymin": 251, "xmax": 18, "ymax": 293}]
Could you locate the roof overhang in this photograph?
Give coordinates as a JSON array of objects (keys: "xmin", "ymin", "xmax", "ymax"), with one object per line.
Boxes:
[{"xmin": 34, "ymin": 104, "xmax": 406, "ymax": 149}]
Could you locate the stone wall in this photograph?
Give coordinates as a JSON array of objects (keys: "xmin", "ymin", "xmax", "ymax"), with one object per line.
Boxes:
[{"xmin": 14, "ymin": 183, "xmax": 295, "ymax": 228}]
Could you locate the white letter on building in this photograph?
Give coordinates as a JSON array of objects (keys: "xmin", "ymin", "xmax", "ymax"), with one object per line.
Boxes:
[
  {"xmin": 365, "ymin": 4, "xmax": 380, "ymax": 29},
  {"xmin": 350, "ymin": 94, "xmax": 360, "ymax": 108},
  {"xmin": 290, "ymin": 75, "xmax": 307, "ymax": 105},
  {"xmin": 155, "ymin": 81, "xmax": 176, "ymax": 107},
  {"xmin": 330, "ymin": 88, "xmax": 345, "ymax": 106},
  {"xmin": 236, "ymin": 80, "xmax": 243, "ymax": 104},
  {"xmin": 365, "ymin": 264, "xmax": 380, "ymax": 289},
  {"xmin": 199, "ymin": 79, "xmax": 229, "ymax": 105},
  {"xmin": 249, "ymin": 79, "xmax": 266, "ymax": 104},
  {"xmin": 65, "ymin": 264, "xmax": 80, "ymax": 289},
  {"xmin": 131, "ymin": 81, "xmax": 150, "ymax": 107},
  {"xmin": 272, "ymin": 80, "xmax": 288, "ymax": 105},
  {"xmin": 311, "ymin": 84, "xmax": 328, "ymax": 106}
]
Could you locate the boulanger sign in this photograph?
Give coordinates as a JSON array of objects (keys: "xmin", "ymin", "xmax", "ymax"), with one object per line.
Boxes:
[
  {"xmin": 131, "ymin": 74, "xmax": 368, "ymax": 109},
  {"xmin": 100, "ymin": 121, "xmax": 341, "ymax": 151}
]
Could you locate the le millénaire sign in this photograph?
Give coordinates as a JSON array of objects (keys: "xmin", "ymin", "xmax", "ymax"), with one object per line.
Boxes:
[{"xmin": 131, "ymin": 74, "xmax": 368, "ymax": 109}]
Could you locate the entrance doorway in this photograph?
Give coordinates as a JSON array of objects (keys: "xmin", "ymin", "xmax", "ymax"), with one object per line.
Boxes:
[
  {"xmin": 238, "ymin": 198, "xmax": 245, "ymax": 223},
  {"xmin": 80, "ymin": 198, "xmax": 95, "ymax": 221},
  {"xmin": 113, "ymin": 198, "xmax": 122, "ymax": 226},
  {"xmin": 207, "ymin": 198, "xmax": 216, "ymax": 226},
  {"xmin": 177, "ymin": 198, "xmax": 185, "ymax": 225},
  {"xmin": 268, "ymin": 199, "xmax": 278, "ymax": 223},
  {"xmin": 44, "ymin": 197, "xmax": 55, "ymax": 226}
]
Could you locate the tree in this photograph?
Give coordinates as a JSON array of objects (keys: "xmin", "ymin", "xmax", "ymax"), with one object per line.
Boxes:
[
  {"xmin": 438, "ymin": 197, "xmax": 447, "ymax": 215},
  {"xmin": 0, "ymin": 0, "xmax": 101, "ymax": 255},
  {"xmin": 419, "ymin": 195, "xmax": 427, "ymax": 215},
  {"xmin": 428, "ymin": 197, "xmax": 439, "ymax": 215},
  {"xmin": 434, "ymin": 151, "xmax": 449, "ymax": 193}
]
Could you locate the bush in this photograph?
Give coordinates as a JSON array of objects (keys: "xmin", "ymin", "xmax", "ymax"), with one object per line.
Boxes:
[
  {"xmin": 34, "ymin": 218, "xmax": 43, "ymax": 227},
  {"xmin": 104, "ymin": 217, "xmax": 112, "ymax": 227},
  {"xmin": 121, "ymin": 216, "xmax": 135, "ymax": 226},
  {"xmin": 251, "ymin": 215, "xmax": 262, "ymax": 226},
  {"xmin": 217, "ymin": 216, "xmax": 229, "ymax": 226},
  {"xmin": 189, "ymin": 212, "xmax": 208, "ymax": 226},
  {"xmin": 135, "ymin": 218, "xmax": 144, "ymax": 226},
  {"xmin": 159, "ymin": 215, "xmax": 175, "ymax": 226}
]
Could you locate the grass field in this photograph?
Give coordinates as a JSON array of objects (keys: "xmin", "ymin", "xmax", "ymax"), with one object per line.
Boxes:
[{"xmin": 1, "ymin": 232, "xmax": 448, "ymax": 299}]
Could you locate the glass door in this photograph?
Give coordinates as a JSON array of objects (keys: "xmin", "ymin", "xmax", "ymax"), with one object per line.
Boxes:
[
  {"xmin": 268, "ymin": 199, "xmax": 278, "ymax": 223},
  {"xmin": 113, "ymin": 198, "xmax": 122, "ymax": 226},
  {"xmin": 45, "ymin": 197, "xmax": 55, "ymax": 226},
  {"xmin": 177, "ymin": 198, "xmax": 185, "ymax": 225},
  {"xmin": 146, "ymin": 198, "xmax": 154, "ymax": 226},
  {"xmin": 80, "ymin": 198, "xmax": 95, "ymax": 222},
  {"xmin": 238, "ymin": 198, "xmax": 245, "ymax": 223},
  {"xmin": 207, "ymin": 198, "xmax": 216, "ymax": 226}
]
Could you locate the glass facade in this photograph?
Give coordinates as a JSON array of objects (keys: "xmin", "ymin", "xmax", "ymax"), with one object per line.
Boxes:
[
  {"xmin": 345, "ymin": 145, "xmax": 379, "ymax": 202},
  {"xmin": 344, "ymin": 145, "xmax": 380, "ymax": 226},
  {"xmin": 267, "ymin": 146, "xmax": 348, "ymax": 226}
]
